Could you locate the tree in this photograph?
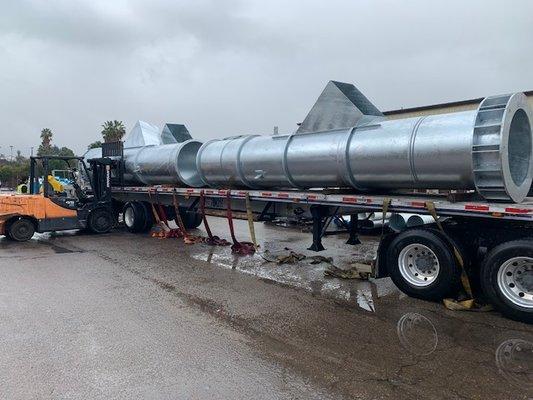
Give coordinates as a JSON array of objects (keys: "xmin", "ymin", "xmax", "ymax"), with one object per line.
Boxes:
[
  {"xmin": 15, "ymin": 150, "xmax": 25, "ymax": 163},
  {"xmin": 101, "ymin": 120, "xmax": 126, "ymax": 143},
  {"xmin": 38, "ymin": 128, "xmax": 54, "ymax": 156},
  {"xmin": 87, "ymin": 141, "xmax": 103, "ymax": 150}
]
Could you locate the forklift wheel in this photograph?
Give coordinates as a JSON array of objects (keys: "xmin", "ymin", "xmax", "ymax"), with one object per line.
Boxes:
[
  {"xmin": 8, "ymin": 218, "xmax": 35, "ymax": 242},
  {"xmin": 87, "ymin": 208, "xmax": 114, "ymax": 234}
]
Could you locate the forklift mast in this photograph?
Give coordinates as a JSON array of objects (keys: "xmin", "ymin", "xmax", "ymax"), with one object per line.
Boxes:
[{"xmin": 88, "ymin": 158, "xmax": 113, "ymax": 203}]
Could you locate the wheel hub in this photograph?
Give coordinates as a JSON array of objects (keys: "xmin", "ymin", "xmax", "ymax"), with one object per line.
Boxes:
[
  {"xmin": 124, "ymin": 207, "xmax": 134, "ymax": 228},
  {"xmin": 398, "ymin": 243, "xmax": 440, "ymax": 287},
  {"xmin": 497, "ymin": 257, "xmax": 533, "ymax": 308}
]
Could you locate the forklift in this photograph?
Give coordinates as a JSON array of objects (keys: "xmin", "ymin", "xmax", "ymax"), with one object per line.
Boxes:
[{"xmin": 0, "ymin": 155, "xmax": 117, "ymax": 242}]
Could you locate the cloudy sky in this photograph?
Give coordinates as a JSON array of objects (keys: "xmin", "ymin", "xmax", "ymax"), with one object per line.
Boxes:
[{"xmin": 1, "ymin": 0, "xmax": 532, "ymax": 156}]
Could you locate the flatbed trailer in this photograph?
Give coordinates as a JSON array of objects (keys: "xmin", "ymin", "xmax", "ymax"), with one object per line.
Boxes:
[{"xmin": 111, "ymin": 185, "xmax": 533, "ymax": 324}]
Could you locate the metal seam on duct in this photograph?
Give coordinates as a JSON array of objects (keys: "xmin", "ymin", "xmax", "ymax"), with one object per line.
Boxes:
[
  {"xmin": 133, "ymin": 146, "xmax": 148, "ymax": 185},
  {"xmin": 236, "ymin": 135, "xmax": 260, "ymax": 189},
  {"xmin": 408, "ymin": 116, "xmax": 427, "ymax": 184},
  {"xmin": 216, "ymin": 139, "xmax": 234, "ymax": 187},
  {"xmin": 282, "ymin": 133, "xmax": 303, "ymax": 189},
  {"xmin": 344, "ymin": 128, "xmax": 363, "ymax": 189}
]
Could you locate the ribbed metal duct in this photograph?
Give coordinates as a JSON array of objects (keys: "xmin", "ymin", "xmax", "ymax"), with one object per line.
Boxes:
[
  {"xmin": 197, "ymin": 93, "xmax": 533, "ymax": 203},
  {"xmin": 123, "ymin": 140, "xmax": 203, "ymax": 187},
  {"xmin": 84, "ymin": 139, "xmax": 204, "ymax": 187}
]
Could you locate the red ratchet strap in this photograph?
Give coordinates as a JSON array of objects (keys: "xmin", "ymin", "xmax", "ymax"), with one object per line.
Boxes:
[
  {"xmin": 172, "ymin": 191, "xmax": 188, "ymax": 237},
  {"xmin": 200, "ymin": 190, "xmax": 229, "ymax": 246},
  {"xmin": 173, "ymin": 191, "xmax": 203, "ymax": 244},
  {"xmin": 155, "ymin": 192, "xmax": 171, "ymax": 229},
  {"xmin": 226, "ymin": 191, "xmax": 255, "ymax": 255},
  {"xmin": 149, "ymin": 190, "xmax": 182, "ymax": 239}
]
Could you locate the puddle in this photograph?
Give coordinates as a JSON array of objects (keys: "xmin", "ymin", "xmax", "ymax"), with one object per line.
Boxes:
[{"xmin": 186, "ymin": 217, "xmax": 397, "ymax": 313}]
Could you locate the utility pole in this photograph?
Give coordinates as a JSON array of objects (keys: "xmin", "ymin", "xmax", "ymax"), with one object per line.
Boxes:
[{"xmin": 9, "ymin": 145, "xmax": 13, "ymax": 162}]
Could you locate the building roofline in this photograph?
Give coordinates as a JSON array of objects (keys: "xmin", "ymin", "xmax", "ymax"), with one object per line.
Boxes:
[{"xmin": 383, "ymin": 90, "xmax": 533, "ymax": 116}]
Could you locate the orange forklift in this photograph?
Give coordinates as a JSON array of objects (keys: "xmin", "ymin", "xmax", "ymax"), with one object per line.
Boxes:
[{"xmin": 0, "ymin": 155, "xmax": 116, "ymax": 241}]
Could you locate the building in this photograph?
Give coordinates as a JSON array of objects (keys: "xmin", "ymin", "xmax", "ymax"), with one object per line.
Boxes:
[{"xmin": 384, "ymin": 90, "xmax": 533, "ymax": 119}]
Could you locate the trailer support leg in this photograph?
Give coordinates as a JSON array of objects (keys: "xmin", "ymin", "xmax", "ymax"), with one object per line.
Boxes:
[
  {"xmin": 346, "ymin": 214, "xmax": 361, "ymax": 245},
  {"xmin": 308, "ymin": 205, "xmax": 326, "ymax": 252}
]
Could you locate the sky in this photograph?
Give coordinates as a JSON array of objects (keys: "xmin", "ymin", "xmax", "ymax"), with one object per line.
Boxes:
[{"xmin": 1, "ymin": 0, "xmax": 532, "ymax": 156}]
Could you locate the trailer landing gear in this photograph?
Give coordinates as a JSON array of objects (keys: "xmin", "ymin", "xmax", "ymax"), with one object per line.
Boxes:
[
  {"xmin": 346, "ymin": 214, "xmax": 361, "ymax": 245},
  {"xmin": 308, "ymin": 205, "xmax": 326, "ymax": 252}
]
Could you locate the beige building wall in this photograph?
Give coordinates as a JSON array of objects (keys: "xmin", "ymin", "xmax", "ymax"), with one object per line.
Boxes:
[{"xmin": 384, "ymin": 93, "xmax": 533, "ymax": 120}]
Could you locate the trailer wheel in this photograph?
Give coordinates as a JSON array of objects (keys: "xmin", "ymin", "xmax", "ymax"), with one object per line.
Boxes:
[
  {"xmin": 8, "ymin": 218, "xmax": 35, "ymax": 242},
  {"xmin": 87, "ymin": 208, "xmax": 114, "ymax": 234},
  {"xmin": 386, "ymin": 229, "xmax": 461, "ymax": 301},
  {"xmin": 179, "ymin": 208, "xmax": 202, "ymax": 230},
  {"xmin": 141, "ymin": 202, "xmax": 155, "ymax": 231},
  {"xmin": 123, "ymin": 202, "xmax": 153, "ymax": 233},
  {"xmin": 480, "ymin": 240, "xmax": 533, "ymax": 323}
]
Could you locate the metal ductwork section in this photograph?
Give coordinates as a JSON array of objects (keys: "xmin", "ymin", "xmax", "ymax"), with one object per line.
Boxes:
[
  {"xmin": 197, "ymin": 83, "xmax": 533, "ymax": 203},
  {"xmin": 84, "ymin": 121, "xmax": 204, "ymax": 187},
  {"xmin": 122, "ymin": 141, "xmax": 203, "ymax": 187}
]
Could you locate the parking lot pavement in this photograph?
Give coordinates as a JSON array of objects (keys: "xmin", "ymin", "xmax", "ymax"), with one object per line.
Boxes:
[{"xmin": 1, "ymin": 217, "xmax": 532, "ymax": 399}]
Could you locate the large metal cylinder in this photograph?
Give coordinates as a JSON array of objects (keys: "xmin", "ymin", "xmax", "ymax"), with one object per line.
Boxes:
[
  {"xmin": 123, "ymin": 140, "xmax": 204, "ymax": 186},
  {"xmin": 197, "ymin": 93, "xmax": 533, "ymax": 202},
  {"xmin": 84, "ymin": 140, "xmax": 204, "ymax": 187}
]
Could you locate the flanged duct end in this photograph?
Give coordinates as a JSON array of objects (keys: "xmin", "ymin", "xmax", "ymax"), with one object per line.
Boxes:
[
  {"xmin": 176, "ymin": 140, "xmax": 204, "ymax": 187},
  {"xmin": 472, "ymin": 93, "xmax": 533, "ymax": 203}
]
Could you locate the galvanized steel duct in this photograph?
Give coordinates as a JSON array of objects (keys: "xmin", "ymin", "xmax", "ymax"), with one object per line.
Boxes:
[
  {"xmin": 197, "ymin": 93, "xmax": 533, "ymax": 203},
  {"xmin": 123, "ymin": 140, "xmax": 204, "ymax": 187}
]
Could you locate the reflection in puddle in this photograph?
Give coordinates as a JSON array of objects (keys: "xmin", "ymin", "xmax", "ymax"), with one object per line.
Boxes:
[
  {"xmin": 397, "ymin": 312, "xmax": 438, "ymax": 356},
  {"xmin": 495, "ymin": 338, "xmax": 533, "ymax": 391},
  {"xmin": 396, "ymin": 311, "xmax": 533, "ymax": 395}
]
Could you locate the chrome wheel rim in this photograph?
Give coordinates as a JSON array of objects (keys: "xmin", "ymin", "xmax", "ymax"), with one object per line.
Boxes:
[
  {"xmin": 124, "ymin": 207, "xmax": 135, "ymax": 228},
  {"xmin": 398, "ymin": 243, "xmax": 440, "ymax": 287},
  {"xmin": 497, "ymin": 257, "xmax": 533, "ymax": 308}
]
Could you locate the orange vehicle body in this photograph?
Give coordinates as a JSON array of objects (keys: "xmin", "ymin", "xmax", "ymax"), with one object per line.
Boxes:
[{"xmin": 0, "ymin": 193, "xmax": 77, "ymax": 235}]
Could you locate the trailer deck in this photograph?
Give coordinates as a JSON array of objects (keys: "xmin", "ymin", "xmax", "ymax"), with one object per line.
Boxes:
[{"xmin": 112, "ymin": 186, "xmax": 533, "ymax": 222}]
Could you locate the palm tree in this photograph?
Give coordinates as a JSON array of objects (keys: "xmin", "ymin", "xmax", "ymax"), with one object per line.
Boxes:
[
  {"xmin": 101, "ymin": 120, "xmax": 126, "ymax": 143},
  {"xmin": 40, "ymin": 128, "xmax": 53, "ymax": 148}
]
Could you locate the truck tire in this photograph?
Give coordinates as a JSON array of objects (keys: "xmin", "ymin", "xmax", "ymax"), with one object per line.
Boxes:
[
  {"xmin": 480, "ymin": 240, "xmax": 533, "ymax": 324},
  {"xmin": 123, "ymin": 202, "xmax": 153, "ymax": 233},
  {"xmin": 386, "ymin": 229, "xmax": 461, "ymax": 301},
  {"xmin": 87, "ymin": 208, "xmax": 114, "ymax": 234},
  {"xmin": 8, "ymin": 218, "xmax": 35, "ymax": 242},
  {"xmin": 141, "ymin": 202, "xmax": 155, "ymax": 231},
  {"xmin": 179, "ymin": 208, "xmax": 202, "ymax": 230}
]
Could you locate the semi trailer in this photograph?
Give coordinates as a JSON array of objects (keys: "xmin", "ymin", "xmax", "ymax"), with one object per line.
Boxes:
[
  {"xmin": 110, "ymin": 183, "xmax": 533, "ymax": 324},
  {"xmin": 2, "ymin": 81, "xmax": 533, "ymax": 323}
]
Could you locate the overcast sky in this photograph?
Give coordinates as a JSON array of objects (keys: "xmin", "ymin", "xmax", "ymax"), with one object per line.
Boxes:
[{"xmin": 1, "ymin": 0, "xmax": 532, "ymax": 156}]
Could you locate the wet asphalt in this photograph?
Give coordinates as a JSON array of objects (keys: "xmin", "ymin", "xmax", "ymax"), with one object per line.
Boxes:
[{"xmin": 0, "ymin": 217, "xmax": 532, "ymax": 399}]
